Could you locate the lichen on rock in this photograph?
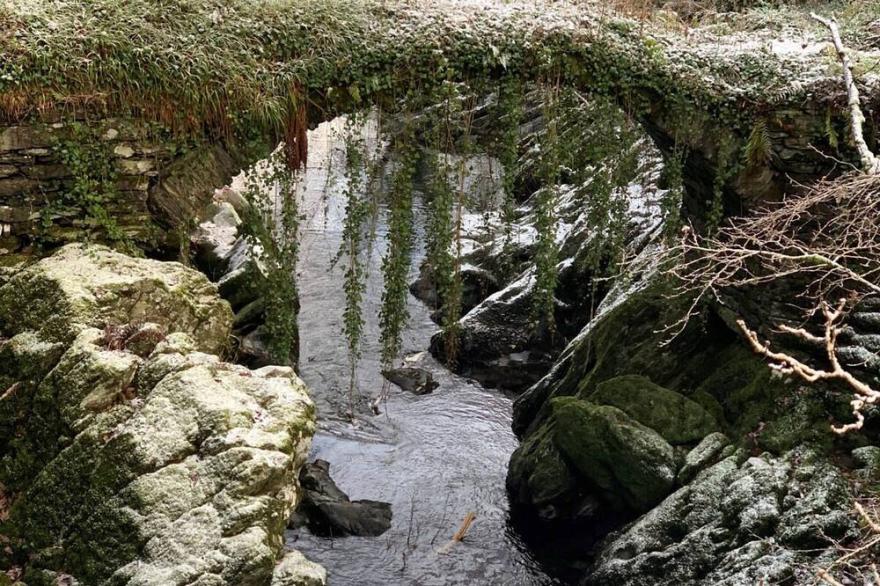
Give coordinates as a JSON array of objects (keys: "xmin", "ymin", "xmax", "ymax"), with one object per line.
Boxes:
[
  {"xmin": 0, "ymin": 243, "xmax": 232, "ymax": 353},
  {"xmin": 588, "ymin": 449, "xmax": 854, "ymax": 586},
  {"xmin": 0, "ymin": 244, "xmax": 322, "ymax": 586}
]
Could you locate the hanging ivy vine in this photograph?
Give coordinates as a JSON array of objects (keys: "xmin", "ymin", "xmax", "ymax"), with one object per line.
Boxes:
[
  {"xmin": 45, "ymin": 123, "xmax": 133, "ymax": 252},
  {"xmin": 494, "ymin": 78, "xmax": 525, "ymax": 281},
  {"xmin": 335, "ymin": 113, "xmax": 372, "ymax": 411},
  {"xmin": 425, "ymin": 83, "xmax": 459, "ymax": 363},
  {"xmin": 238, "ymin": 149, "xmax": 301, "ymax": 366},
  {"xmin": 660, "ymin": 146, "xmax": 686, "ymax": 241},
  {"xmin": 531, "ymin": 79, "xmax": 562, "ymax": 333},
  {"xmin": 379, "ymin": 116, "xmax": 419, "ymax": 368},
  {"xmin": 707, "ymin": 135, "xmax": 738, "ymax": 232}
]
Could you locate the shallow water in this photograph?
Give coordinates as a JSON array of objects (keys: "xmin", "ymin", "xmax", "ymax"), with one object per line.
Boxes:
[{"xmin": 284, "ymin": 121, "xmax": 561, "ymax": 585}]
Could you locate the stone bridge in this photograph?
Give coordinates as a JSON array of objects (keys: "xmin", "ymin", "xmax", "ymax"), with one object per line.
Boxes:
[{"xmin": 0, "ymin": 0, "xmax": 874, "ymax": 254}]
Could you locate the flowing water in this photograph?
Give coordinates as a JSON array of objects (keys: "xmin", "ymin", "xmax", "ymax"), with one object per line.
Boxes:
[{"xmin": 283, "ymin": 120, "xmax": 561, "ymax": 585}]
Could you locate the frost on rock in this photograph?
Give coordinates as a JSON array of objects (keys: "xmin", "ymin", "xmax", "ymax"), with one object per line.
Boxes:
[
  {"xmin": 589, "ymin": 450, "xmax": 854, "ymax": 586},
  {"xmin": 0, "ymin": 243, "xmax": 233, "ymax": 354},
  {"xmin": 428, "ymin": 142, "xmax": 667, "ymax": 391},
  {"xmin": 0, "ymin": 245, "xmax": 323, "ymax": 586}
]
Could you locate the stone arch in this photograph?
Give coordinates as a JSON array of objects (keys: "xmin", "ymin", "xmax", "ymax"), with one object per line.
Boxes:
[{"xmin": 1, "ymin": 0, "xmax": 871, "ymax": 253}]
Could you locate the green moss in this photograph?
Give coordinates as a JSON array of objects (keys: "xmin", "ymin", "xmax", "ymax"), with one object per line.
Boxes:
[
  {"xmin": 8, "ymin": 432, "xmax": 145, "ymax": 583},
  {"xmin": 37, "ymin": 123, "xmax": 135, "ymax": 252},
  {"xmin": 550, "ymin": 396, "xmax": 675, "ymax": 512},
  {"xmin": 0, "ymin": 0, "xmax": 827, "ymax": 147},
  {"xmin": 507, "ymin": 421, "xmax": 577, "ymax": 509},
  {"xmin": 237, "ymin": 151, "xmax": 300, "ymax": 367},
  {"xmin": 695, "ymin": 344, "xmax": 834, "ymax": 453},
  {"xmin": 587, "ymin": 374, "xmax": 719, "ymax": 445},
  {"xmin": 688, "ymin": 389, "xmax": 726, "ymax": 428}
]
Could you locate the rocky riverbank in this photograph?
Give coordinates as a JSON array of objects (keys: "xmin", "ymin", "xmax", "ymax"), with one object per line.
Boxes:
[
  {"xmin": 409, "ymin": 122, "xmax": 880, "ymax": 583},
  {"xmin": 0, "ymin": 244, "xmax": 324, "ymax": 586}
]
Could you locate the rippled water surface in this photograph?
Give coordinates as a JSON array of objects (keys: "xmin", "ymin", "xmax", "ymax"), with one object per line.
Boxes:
[{"xmin": 284, "ymin": 121, "xmax": 560, "ymax": 585}]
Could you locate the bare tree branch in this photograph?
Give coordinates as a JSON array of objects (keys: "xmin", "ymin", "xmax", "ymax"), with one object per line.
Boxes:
[
  {"xmin": 737, "ymin": 298, "xmax": 880, "ymax": 433},
  {"xmin": 667, "ymin": 171, "xmax": 880, "ymax": 432},
  {"xmin": 811, "ymin": 12, "xmax": 880, "ymax": 175}
]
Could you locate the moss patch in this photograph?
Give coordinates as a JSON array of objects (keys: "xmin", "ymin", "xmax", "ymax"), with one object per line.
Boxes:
[
  {"xmin": 587, "ymin": 374, "xmax": 718, "ymax": 445},
  {"xmin": 551, "ymin": 396, "xmax": 676, "ymax": 513}
]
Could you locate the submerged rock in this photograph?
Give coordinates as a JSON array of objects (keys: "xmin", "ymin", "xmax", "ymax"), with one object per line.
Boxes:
[
  {"xmin": 0, "ymin": 245, "xmax": 322, "ymax": 585},
  {"xmin": 290, "ymin": 460, "xmax": 392, "ymax": 537},
  {"xmin": 382, "ymin": 366, "xmax": 439, "ymax": 395}
]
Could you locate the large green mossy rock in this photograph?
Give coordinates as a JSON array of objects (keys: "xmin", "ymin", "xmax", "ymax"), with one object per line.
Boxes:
[
  {"xmin": 551, "ymin": 397, "xmax": 676, "ymax": 513},
  {"xmin": 0, "ymin": 243, "xmax": 232, "ymax": 353},
  {"xmin": 588, "ymin": 375, "xmax": 719, "ymax": 445},
  {"xmin": 506, "ymin": 419, "xmax": 580, "ymax": 521},
  {"xmin": 512, "ymin": 281, "xmax": 736, "ymax": 439}
]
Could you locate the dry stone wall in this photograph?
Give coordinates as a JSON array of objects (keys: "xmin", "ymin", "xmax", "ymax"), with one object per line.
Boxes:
[{"xmin": 0, "ymin": 120, "xmax": 248, "ymax": 256}]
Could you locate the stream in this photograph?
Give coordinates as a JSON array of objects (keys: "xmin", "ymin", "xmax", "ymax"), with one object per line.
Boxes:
[{"xmin": 283, "ymin": 120, "xmax": 561, "ymax": 585}]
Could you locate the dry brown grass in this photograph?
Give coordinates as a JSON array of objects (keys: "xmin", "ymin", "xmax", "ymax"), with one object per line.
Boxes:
[{"xmin": 818, "ymin": 497, "xmax": 880, "ymax": 585}]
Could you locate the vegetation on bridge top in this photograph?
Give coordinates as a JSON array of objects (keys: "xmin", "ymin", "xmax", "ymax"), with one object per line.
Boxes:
[{"xmin": 2, "ymin": 0, "xmax": 875, "ymax": 142}]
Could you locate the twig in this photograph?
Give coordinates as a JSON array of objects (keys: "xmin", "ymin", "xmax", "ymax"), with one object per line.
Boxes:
[
  {"xmin": 856, "ymin": 502, "xmax": 880, "ymax": 534},
  {"xmin": 818, "ymin": 568, "xmax": 845, "ymax": 586},
  {"xmin": 436, "ymin": 512, "xmax": 476, "ymax": 555},
  {"xmin": 737, "ymin": 298, "xmax": 880, "ymax": 433},
  {"xmin": 452, "ymin": 512, "xmax": 476, "ymax": 542},
  {"xmin": 0, "ymin": 382, "xmax": 19, "ymax": 402}
]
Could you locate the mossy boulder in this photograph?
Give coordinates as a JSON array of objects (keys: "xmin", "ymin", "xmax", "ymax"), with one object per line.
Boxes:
[
  {"xmin": 6, "ymin": 333, "xmax": 319, "ymax": 585},
  {"xmin": 506, "ymin": 420, "xmax": 580, "ymax": 521},
  {"xmin": 551, "ymin": 396, "xmax": 676, "ymax": 513},
  {"xmin": 508, "ymin": 395, "xmax": 678, "ymax": 521},
  {"xmin": 0, "ymin": 247, "xmax": 322, "ymax": 585},
  {"xmin": 0, "ymin": 243, "xmax": 232, "ymax": 353},
  {"xmin": 587, "ymin": 375, "xmax": 719, "ymax": 445}
]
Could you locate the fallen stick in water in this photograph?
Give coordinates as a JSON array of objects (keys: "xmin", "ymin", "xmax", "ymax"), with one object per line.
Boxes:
[{"xmin": 437, "ymin": 512, "xmax": 476, "ymax": 555}]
